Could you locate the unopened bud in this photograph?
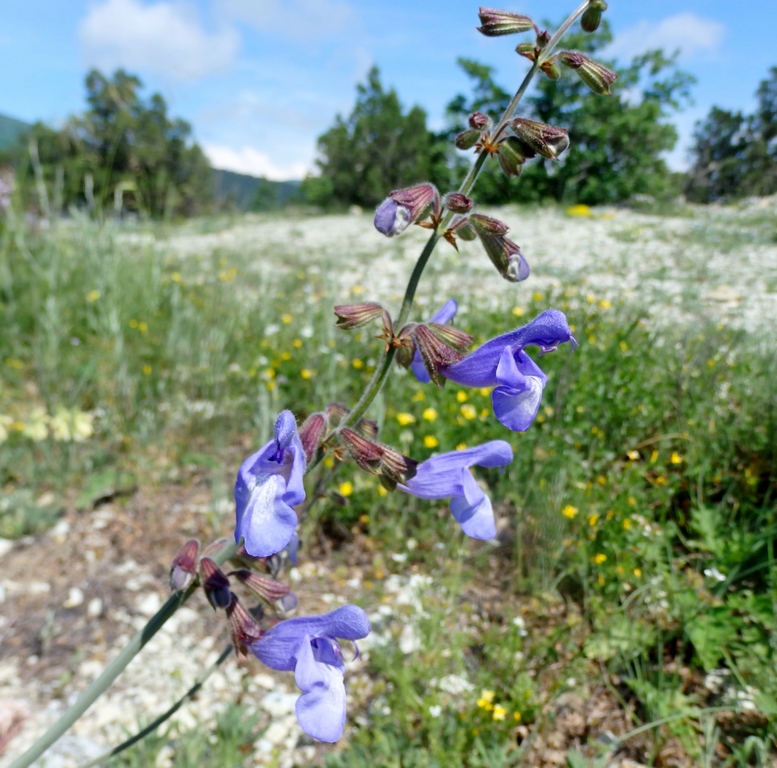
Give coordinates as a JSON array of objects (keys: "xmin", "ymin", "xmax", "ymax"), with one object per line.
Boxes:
[
  {"xmin": 200, "ymin": 557, "xmax": 232, "ymax": 610},
  {"xmin": 509, "ymin": 118, "xmax": 570, "ymax": 160},
  {"xmin": 170, "ymin": 538, "xmax": 199, "ymax": 591},
  {"xmin": 581, "ymin": 0, "xmax": 607, "ymax": 33},
  {"xmin": 443, "ymin": 193, "xmax": 473, "ymax": 214},
  {"xmin": 476, "ymin": 231, "xmax": 531, "ymax": 283},
  {"xmin": 497, "ymin": 137, "xmax": 527, "ymax": 178},
  {"xmin": 334, "ymin": 302, "xmax": 385, "ymax": 329},
  {"xmin": 298, "ymin": 412, "xmax": 327, "ymax": 463},
  {"xmin": 469, "ymin": 213, "xmax": 510, "ymax": 236},
  {"xmin": 468, "ymin": 112, "xmax": 491, "ymax": 131},
  {"xmin": 540, "ymin": 57, "xmax": 561, "ymax": 80},
  {"xmin": 226, "ymin": 593, "xmax": 263, "ymax": 661},
  {"xmin": 455, "ymin": 129, "xmax": 481, "ymax": 150},
  {"xmin": 535, "ymin": 29, "xmax": 551, "ymax": 48},
  {"xmin": 559, "ymin": 51, "xmax": 617, "ymax": 95},
  {"xmin": 477, "ymin": 7, "xmax": 534, "ymax": 36},
  {"xmin": 341, "ymin": 428, "xmax": 385, "ymax": 474},
  {"xmin": 515, "ymin": 42, "xmax": 537, "ymax": 62},
  {"xmin": 450, "ymin": 217, "xmax": 477, "ymax": 241}
]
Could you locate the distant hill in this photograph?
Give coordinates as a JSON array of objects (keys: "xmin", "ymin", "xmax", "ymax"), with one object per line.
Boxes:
[
  {"xmin": 0, "ymin": 112, "xmax": 31, "ymax": 152},
  {"xmin": 212, "ymin": 168, "xmax": 301, "ymax": 210}
]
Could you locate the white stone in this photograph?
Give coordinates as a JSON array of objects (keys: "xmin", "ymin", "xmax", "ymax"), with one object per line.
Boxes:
[
  {"xmin": 135, "ymin": 592, "xmax": 163, "ymax": 617},
  {"xmin": 399, "ymin": 624, "xmax": 422, "ymax": 654},
  {"xmin": 64, "ymin": 587, "xmax": 84, "ymax": 608},
  {"xmin": 86, "ymin": 598, "xmax": 103, "ymax": 617},
  {"xmin": 260, "ymin": 691, "xmax": 298, "ymax": 718}
]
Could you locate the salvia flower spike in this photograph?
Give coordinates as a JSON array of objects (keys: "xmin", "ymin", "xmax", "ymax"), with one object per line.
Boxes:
[
  {"xmin": 477, "ymin": 7, "xmax": 534, "ymax": 36},
  {"xmin": 559, "ymin": 51, "xmax": 618, "ymax": 94}
]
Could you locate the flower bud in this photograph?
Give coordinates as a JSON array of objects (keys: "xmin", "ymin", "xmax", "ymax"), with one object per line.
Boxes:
[
  {"xmin": 509, "ymin": 118, "xmax": 570, "ymax": 160},
  {"xmin": 226, "ymin": 593, "xmax": 263, "ymax": 662},
  {"xmin": 515, "ymin": 42, "xmax": 537, "ymax": 62},
  {"xmin": 475, "ymin": 231, "xmax": 531, "ymax": 283},
  {"xmin": 455, "ymin": 129, "xmax": 482, "ymax": 150},
  {"xmin": 469, "ymin": 213, "xmax": 510, "ymax": 236},
  {"xmin": 298, "ymin": 412, "xmax": 327, "ymax": 463},
  {"xmin": 341, "ymin": 428, "xmax": 384, "ymax": 473},
  {"xmin": 535, "ymin": 29, "xmax": 551, "ymax": 49},
  {"xmin": 581, "ymin": 0, "xmax": 607, "ymax": 33},
  {"xmin": 200, "ymin": 557, "xmax": 232, "ymax": 610},
  {"xmin": 374, "ymin": 183, "xmax": 440, "ymax": 237},
  {"xmin": 477, "ymin": 7, "xmax": 534, "ymax": 36},
  {"xmin": 169, "ymin": 538, "xmax": 199, "ymax": 591},
  {"xmin": 468, "ymin": 112, "xmax": 491, "ymax": 131},
  {"xmin": 334, "ymin": 302, "xmax": 385, "ymax": 329},
  {"xmin": 443, "ymin": 193, "xmax": 474, "ymax": 214},
  {"xmin": 559, "ymin": 51, "xmax": 617, "ymax": 95},
  {"xmin": 497, "ymin": 137, "xmax": 527, "ymax": 178}
]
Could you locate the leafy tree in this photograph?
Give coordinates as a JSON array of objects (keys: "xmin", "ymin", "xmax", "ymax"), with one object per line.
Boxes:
[
  {"xmin": 304, "ymin": 66, "xmax": 447, "ymax": 207},
  {"xmin": 13, "ymin": 69, "xmax": 212, "ymax": 217},
  {"xmin": 444, "ymin": 23, "xmax": 693, "ymax": 205},
  {"xmin": 686, "ymin": 67, "xmax": 777, "ymax": 202}
]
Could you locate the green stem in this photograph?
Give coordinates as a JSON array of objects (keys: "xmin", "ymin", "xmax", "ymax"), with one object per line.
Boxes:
[
  {"xmin": 9, "ymin": 542, "xmax": 238, "ymax": 768},
  {"xmin": 76, "ymin": 644, "xmax": 234, "ymax": 768}
]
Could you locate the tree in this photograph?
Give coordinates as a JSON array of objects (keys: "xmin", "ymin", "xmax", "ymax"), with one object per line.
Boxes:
[
  {"xmin": 444, "ymin": 23, "xmax": 694, "ymax": 205},
  {"xmin": 13, "ymin": 69, "xmax": 212, "ymax": 218},
  {"xmin": 304, "ymin": 67, "xmax": 447, "ymax": 207},
  {"xmin": 686, "ymin": 67, "xmax": 777, "ymax": 201}
]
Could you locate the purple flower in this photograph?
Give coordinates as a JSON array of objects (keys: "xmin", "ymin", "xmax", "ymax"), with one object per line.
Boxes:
[
  {"xmin": 248, "ymin": 605, "xmax": 370, "ymax": 742},
  {"xmin": 440, "ymin": 309, "xmax": 576, "ymax": 432},
  {"xmin": 374, "ymin": 198, "xmax": 410, "ymax": 237},
  {"xmin": 235, "ymin": 410, "xmax": 306, "ymax": 558},
  {"xmin": 411, "ymin": 298, "xmax": 459, "ymax": 383},
  {"xmin": 400, "ymin": 441, "xmax": 513, "ymax": 540}
]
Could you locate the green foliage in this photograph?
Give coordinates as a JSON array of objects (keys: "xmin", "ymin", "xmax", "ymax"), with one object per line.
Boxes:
[
  {"xmin": 304, "ymin": 66, "xmax": 447, "ymax": 207},
  {"xmin": 11, "ymin": 69, "xmax": 213, "ymax": 218},
  {"xmin": 686, "ymin": 66, "xmax": 777, "ymax": 202},
  {"xmin": 445, "ymin": 24, "xmax": 693, "ymax": 204}
]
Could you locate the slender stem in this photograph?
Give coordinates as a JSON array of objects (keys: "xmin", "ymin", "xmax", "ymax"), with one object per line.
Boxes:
[
  {"xmin": 76, "ymin": 644, "xmax": 234, "ymax": 768},
  {"xmin": 8, "ymin": 542, "xmax": 238, "ymax": 768}
]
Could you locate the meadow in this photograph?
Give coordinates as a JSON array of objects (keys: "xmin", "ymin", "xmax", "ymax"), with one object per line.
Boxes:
[{"xmin": 1, "ymin": 199, "xmax": 776, "ymax": 767}]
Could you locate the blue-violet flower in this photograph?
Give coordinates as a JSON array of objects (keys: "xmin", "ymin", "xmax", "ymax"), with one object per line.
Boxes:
[
  {"xmin": 440, "ymin": 309, "xmax": 576, "ymax": 432},
  {"xmin": 400, "ymin": 441, "xmax": 513, "ymax": 540},
  {"xmin": 249, "ymin": 605, "xmax": 370, "ymax": 742},
  {"xmin": 235, "ymin": 410, "xmax": 306, "ymax": 558}
]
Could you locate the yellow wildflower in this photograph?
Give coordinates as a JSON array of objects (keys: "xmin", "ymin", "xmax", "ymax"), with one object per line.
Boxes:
[
  {"xmin": 411, "ymin": 391, "xmax": 425, "ymax": 402},
  {"xmin": 300, "ymin": 369, "xmax": 313, "ymax": 380},
  {"xmin": 561, "ymin": 505, "xmax": 578, "ymax": 519},
  {"xmin": 456, "ymin": 390, "xmax": 468, "ymax": 403},
  {"xmin": 633, "ymin": 568, "xmax": 642, "ymax": 577},
  {"xmin": 352, "ymin": 359, "xmax": 364, "ymax": 369},
  {"xmin": 339, "ymin": 481, "xmax": 353, "ymax": 497},
  {"xmin": 282, "ymin": 314, "xmax": 292, "ymax": 324},
  {"xmin": 511, "ymin": 306, "xmax": 524, "ymax": 317},
  {"xmin": 598, "ymin": 299, "xmax": 611, "ymax": 309},
  {"xmin": 593, "ymin": 553, "xmax": 607, "ymax": 565},
  {"xmin": 86, "ymin": 290, "xmax": 100, "ymax": 303},
  {"xmin": 359, "ymin": 514, "xmax": 370, "ymax": 524},
  {"xmin": 620, "ymin": 340, "xmax": 629, "ymax": 352},
  {"xmin": 396, "ymin": 412, "xmax": 416, "ymax": 426},
  {"xmin": 422, "ymin": 408, "xmax": 438, "ymax": 421},
  {"xmin": 513, "ymin": 712, "xmax": 522, "ymax": 722},
  {"xmin": 423, "ymin": 435, "xmax": 439, "ymax": 449},
  {"xmin": 143, "ymin": 365, "xmax": 152, "ymax": 375},
  {"xmin": 460, "ymin": 404, "xmax": 477, "ymax": 420},
  {"xmin": 478, "ymin": 387, "xmax": 491, "ymax": 397},
  {"xmin": 626, "ymin": 449, "xmax": 640, "ymax": 460},
  {"xmin": 670, "ymin": 451, "xmax": 683, "ymax": 465},
  {"xmin": 377, "ymin": 485, "xmax": 387, "ymax": 497},
  {"xmin": 292, "ymin": 339, "xmax": 302, "ymax": 348},
  {"xmin": 456, "ymin": 442, "xmax": 467, "ymax": 450},
  {"xmin": 588, "ymin": 513, "xmax": 599, "ymax": 526},
  {"xmin": 492, "ymin": 705, "xmax": 507, "ymax": 721},
  {"xmin": 281, "ymin": 351, "xmax": 291, "ymax": 361},
  {"xmin": 623, "ymin": 519, "xmax": 631, "ymax": 530}
]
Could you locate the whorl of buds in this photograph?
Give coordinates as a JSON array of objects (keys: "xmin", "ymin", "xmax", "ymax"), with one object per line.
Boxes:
[
  {"xmin": 334, "ymin": 302, "xmax": 384, "ymax": 329},
  {"xmin": 374, "ymin": 183, "xmax": 440, "ymax": 237},
  {"xmin": 559, "ymin": 51, "xmax": 617, "ymax": 95},
  {"xmin": 509, "ymin": 118, "xmax": 570, "ymax": 160},
  {"xmin": 468, "ymin": 111, "xmax": 491, "ymax": 131},
  {"xmin": 581, "ymin": 0, "xmax": 607, "ymax": 33},
  {"xmin": 231, "ymin": 569, "xmax": 292, "ymax": 603},
  {"xmin": 443, "ymin": 193, "xmax": 474, "ymax": 214},
  {"xmin": 200, "ymin": 557, "xmax": 232, "ymax": 610},
  {"xmin": 477, "ymin": 7, "xmax": 534, "ymax": 37},
  {"xmin": 169, "ymin": 538, "xmax": 199, "ymax": 591},
  {"xmin": 497, "ymin": 137, "xmax": 527, "ymax": 178},
  {"xmin": 298, "ymin": 412, "xmax": 327, "ymax": 464}
]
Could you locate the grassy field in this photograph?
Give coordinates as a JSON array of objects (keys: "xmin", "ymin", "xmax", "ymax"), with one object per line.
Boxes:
[{"xmin": 1, "ymin": 203, "xmax": 776, "ymax": 767}]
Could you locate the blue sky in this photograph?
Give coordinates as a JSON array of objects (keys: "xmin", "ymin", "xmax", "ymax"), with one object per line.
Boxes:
[{"xmin": 1, "ymin": 0, "xmax": 775, "ymax": 179}]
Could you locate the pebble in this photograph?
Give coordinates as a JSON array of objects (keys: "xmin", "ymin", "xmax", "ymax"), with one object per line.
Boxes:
[
  {"xmin": 86, "ymin": 598, "xmax": 103, "ymax": 617},
  {"xmin": 260, "ymin": 691, "xmax": 298, "ymax": 718},
  {"xmin": 64, "ymin": 587, "xmax": 84, "ymax": 609},
  {"xmin": 135, "ymin": 592, "xmax": 162, "ymax": 617}
]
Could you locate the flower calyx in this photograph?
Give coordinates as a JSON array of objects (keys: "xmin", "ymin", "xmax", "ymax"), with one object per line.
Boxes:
[
  {"xmin": 581, "ymin": 0, "xmax": 608, "ymax": 33},
  {"xmin": 169, "ymin": 538, "xmax": 200, "ymax": 591},
  {"xmin": 340, "ymin": 427, "xmax": 418, "ymax": 489},
  {"xmin": 298, "ymin": 412, "xmax": 328, "ymax": 464},
  {"xmin": 470, "ymin": 214, "xmax": 530, "ymax": 283},
  {"xmin": 200, "ymin": 557, "xmax": 232, "ymax": 610},
  {"xmin": 226, "ymin": 593, "xmax": 264, "ymax": 662},
  {"xmin": 374, "ymin": 183, "xmax": 440, "ymax": 237},
  {"xmin": 477, "ymin": 7, "xmax": 534, "ymax": 37},
  {"xmin": 509, "ymin": 118, "xmax": 570, "ymax": 161},
  {"xmin": 230, "ymin": 568, "xmax": 293, "ymax": 604},
  {"xmin": 395, "ymin": 322, "xmax": 473, "ymax": 387},
  {"xmin": 559, "ymin": 51, "xmax": 617, "ymax": 95}
]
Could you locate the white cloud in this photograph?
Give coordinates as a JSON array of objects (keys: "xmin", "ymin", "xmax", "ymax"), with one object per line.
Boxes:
[
  {"xmin": 204, "ymin": 143, "xmax": 309, "ymax": 180},
  {"xmin": 221, "ymin": 0, "xmax": 356, "ymax": 41},
  {"xmin": 607, "ymin": 13, "xmax": 725, "ymax": 61},
  {"xmin": 79, "ymin": 0, "xmax": 239, "ymax": 81}
]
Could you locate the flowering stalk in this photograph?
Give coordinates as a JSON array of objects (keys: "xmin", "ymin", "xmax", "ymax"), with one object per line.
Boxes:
[{"xmin": 338, "ymin": 0, "xmax": 593, "ymax": 433}]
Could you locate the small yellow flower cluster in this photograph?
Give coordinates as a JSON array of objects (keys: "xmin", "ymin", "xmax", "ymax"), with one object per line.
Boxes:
[{"xmin": 476, "ymin": 690, "xmax": 513, "ymax": 722}]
